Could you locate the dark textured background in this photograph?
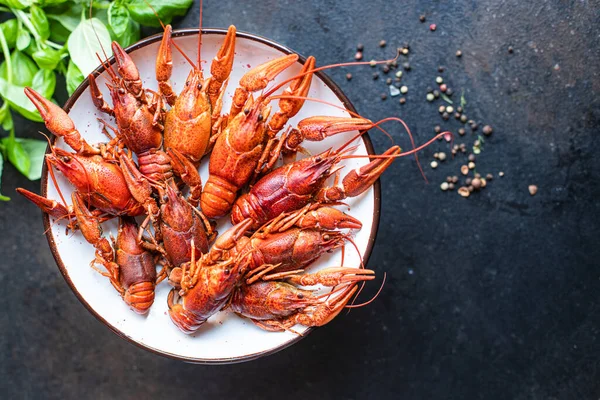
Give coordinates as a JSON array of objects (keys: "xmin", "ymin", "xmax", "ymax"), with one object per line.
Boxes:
[{"xmin": 2, "ymin": 1, "xmax": 599, "ymax": 399}]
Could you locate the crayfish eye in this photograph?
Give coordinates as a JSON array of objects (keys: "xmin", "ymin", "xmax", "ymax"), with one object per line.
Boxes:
[
  {"xmin": 297, "ymin": 293, "xmax": 304, "ymax": 299},
  {"xmin": 118, "ymin": 88, "xmax": 126, "ymax": 94},
  {"xmin": 224, "ymin": 269, "xmax": 230, "ymax": 275},
  {"xmin": 315, "ymin": 156, "xmax": 322, "ymax": 162},
  {"xmin": 243, "ymin": 108, "xmax": 250, "ymax": 115},
  {"xmin": 61, "ymin": 156, "xmax": 71, "ymax": 163},
  {"xmin": 323, "ymin": 234, "xmax": 330, "ymax": 241},
  {"xmin": 197, "ymin": 83, "xmax": 202, "ymax": 90},
  {"xmin": 162, "ymin": 195, "xmax": 168, "ymax": 203},
  {"xmin": 257, "ymin": 114, "xmax": 264, "ymax": 122},
  {"xmin": 185, "ymin": 81, "xmax": 190, "ymax": 86}
]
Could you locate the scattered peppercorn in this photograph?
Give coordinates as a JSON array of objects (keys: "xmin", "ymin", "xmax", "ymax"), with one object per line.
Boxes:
[
  {"xmin": 370, "ymin": 59, "xmax": 377, "ymax": 67},
  {"xmin": 465, "ymin": 177, "xmax": 472, "ymax": 185},
  {"xmin": 439, "ymin": 105, "xmax": 446, "ymax": 113},
  {"xmin": 448, "ymin": 183, "xmax": 455, "ymax": 190},
  {"xmin": 461, "ymin": 165, "xmax": 469, "ymax": 175},
  {"xmin": 460, "ymin": 115, "xmax": 468, "ymax": 123},
  {"xmin": 446, "ymin": 176, "xmax": 453, "ymax": 183},
  {"xmin": 454, "ymin": 112, "xmax": 461, "ymax": 119},
  {"xmin": 399, "ymin": 97, "xmax": 406, "ymax": 105},
  {"xmin": 380, "ymin": 93, "xmax": 387, "ymax": 100},
  {"xmin": 468, "ymin": 154, "xmax": 476, "ymax": 162},
  {"xmin": 354, "ymin": 52, "xmax": 363, "ymax": 61},
  {"xmin": 508, "ymin": 46, "xmax": 514, "ymax": 54},
  {"xmin": 468, "ymin": 185, "xmax": 474, "ymax": 192},
  {"xmin": 481, "ymin": 178, "xmax": 487, "ymax": 188},
  {"xmin": 446, "ymin": 106, "xmax": 454, "ymax": 113},
  {"xmin": 440, "ymin": 182, "xmax": 449, "ymax": 191},
  {"xmin": 427, "ymin": 86, "xmax": 434, "ymax": 93},
  {"xmin": 436, "ymin": 76, "xmax": 444, "ymax": 84},
  {"xmin": 373, "ymin": 72, "xmax": 379, "ymax": 80},
  {"xmin": 434, "ymin": 125, "xmax": 441, "ymax": 133},
  {"xmin": 458, "ymin": 128, "xmax": 466, "ymax": 136},
  {"xmin": 382, "ymin": 65, "xmax": 390, "ymax": 74},
  {"xmin": 458, "ymin": 187, "xmax": 470, "ymax": 197},
  {"xmin": 419, "ymin": 15, "xmax": 426, "ymax": 22},
  {"xmin": 430, "ymin": 161, "xmax": 439, "ymax": 169},
  {"xmin": 483, "ymin": 125, "xmax": 493, "ymax": 136},
  {"xmin": 468, "ymin": 161, "xmax": 475, "ymax": 169},
  {"xmin": 433, "ymin": 90, "xmax": 440, "ymax": 98},
  {"xmin": 471, "ymin": 122, "xmax": 479, "ymax": 131},
  {"xmin": 472, "ymin": 178, "xmax": 482, "ymax": 189},
  {"xmin": 456, "ymin": 106, "xmax": 463, "ymax": 113},
  {"xmin": 346, "ymin": 73, "xmax": 352, "ymax": 81},
  {"xmin": 440, "ymin": 83, "xmax": 447, "ymax": 92},
  {"xmin": 403, "ymin": 62, "xmax": 411, "ymax": 71},
  {"xmin": 474, "ymin": 173, "xmax": 481, "ymax": 179},
  {"xmin": 430, "ymin": 23, "xmax": 437, "ymax": 31},
  {"xmin": 486, "ymin": 173, "xmax": 493, "ymax": 181},
  {"xmin": 426, "ymin": 93, "xmax": 435, "ymax": 102},
  {"xmin": 455, "ymin": 50, "xmax": 462, "ymax": 57},
  {"xmin": 446, "ymin": 88, "xmax": 453, "ymax": 96},
  {"xmin": 452, "ymin": 176, "xmax": 458, "ymax": 183},
  {"xmin": 438, "ymin": 152, "xmax": 447, "ymax": 161},
  {"xmin": 357, "ymin": 43, "xmax": 364, "ymax": 51},
  {"xmin": 438, "ymin": 65, "xmax": 445, "ymax": 73},
  {"xmin": 379, "ymin": 40, "xmax": 387, "ymax": 47},
  {"xmin": 400, "ymin": 85, "xmax": 408, "ymax": 94},
  {"xmin": 528, "ymin": 185, "xmax": 538, "ymax": 196},
  {"xmin": 442, "ymin": 112, "xmax": 450, "ymax": 120},
  {"xmin": 499, "ymin": 171, "xmax": 504, "ymax": 177},
  {"xmin": 395, "ymin": 70, "xmax": 403, "ymax": 78}
]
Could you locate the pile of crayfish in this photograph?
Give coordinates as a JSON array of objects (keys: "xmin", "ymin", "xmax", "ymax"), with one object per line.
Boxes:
[{"xmin": 17, "ymin": 21, "xmax": 433, "ymax": 336}]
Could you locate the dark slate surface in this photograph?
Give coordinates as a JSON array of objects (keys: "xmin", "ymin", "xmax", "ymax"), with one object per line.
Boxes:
[{"xmin": 1, "ymin": 1, "xmax": 599, "ymax": 399}]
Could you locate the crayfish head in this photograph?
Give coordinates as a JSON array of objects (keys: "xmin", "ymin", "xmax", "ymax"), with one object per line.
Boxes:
[
  {"xmin": 158, "ymin": 181, "xmax": 192, "ymax": 231},
  {"xmin": 46, "ymin": 148, "xmax": 95, "ymax": 188},
  {"xmin": 174, "ymin": 69, "xmax": 210, "ymax": 116},
  {"xmin": 287, "ymin": 149, "xmax": 338, "ymax": 194},
  {"xmin": 108, "ymin": 83, "xmax": 138, "ymax": 126}
]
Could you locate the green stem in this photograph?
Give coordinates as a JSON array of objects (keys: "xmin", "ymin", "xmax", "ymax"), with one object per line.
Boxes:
[
  {"xmin": 45, "ymin": 40, "xmax": 64, "ymax": 50},
  {"xmin": 0, "ymin": 28, "xmax": 12, "ymax": 84},
  {"xmin": 14, "ymin": 9, "xmax": 41, "ymax": 42}
]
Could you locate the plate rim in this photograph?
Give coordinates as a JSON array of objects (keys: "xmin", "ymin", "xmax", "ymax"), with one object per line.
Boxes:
[{"xmin": 41, "ymin": 28, "xmax": 381, "ymax": 364}]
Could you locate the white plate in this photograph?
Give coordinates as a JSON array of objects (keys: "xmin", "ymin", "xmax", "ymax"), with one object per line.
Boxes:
[{"xmin": 42, "ymin": 29, "xmax": 380, "ymax": 363}]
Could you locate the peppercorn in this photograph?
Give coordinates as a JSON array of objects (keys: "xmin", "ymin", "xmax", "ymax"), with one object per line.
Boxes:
[
  {"xmin": 426, "ymin": 93, "xmax": 434, "ymax": 102},
  {"xmin": 373, "ymin": 72, "xmax": 379, "ymax": 80},
  {"xmin": 430, "ymin": 161, "xmax": 438, "ymax": 169},
  {"xmin": 454, "ymin": 112, "xmax": 461, "ymax": 119},
  {"xmin": 446, "ymin": 176, "xmax": 453, "ymax": 183},
  {"xmin": 438, "ymin": 152, "xmax": 447, "ymax": 161},
  {"xmin": 461, "ymin": 165, "xmax": 469, "ymax": 175},
  {"xmin": 427, "ymin": 86, "xmax": 434, "ymax": 93},
  {"xmin": 399, "ymin": 97, "xmax": 406, "ymax": 105},
  {"xmin": 465, "ymin": 177, "xmax": 472, "ymax": 185},
  {"xmin": 458, "ymin": 187, "xmax": 470, "ymax": 197},
  {"xmin": 383, "ymin": 65, "xmax": 390, "ymax": 74},
  {"xmin": 419, "ymin": 15, "xmax": 426, "ymax": 22},
  {"xmin": 442, "ymin": 112, "xmax": 449, "ymax": 120},
  {"xmin": 354, "ymin": 52, "xmax": 363, "ymax": 61},
  {"xmin": 452, "ymin": 176, "xmax": 458, "ymax": 183},
  {"xmin": 430, "ymin": 24, "xmax": 437, "ymax": 31},
  {"xmin": 458, "ymin": 128, "xmax": 466, "ymax": 136},
  {"xmin": 386, "ymin": 77, "xmax": 392, "ymax": 85},
  {"xmin": 440, "ymin": 84, "xmax": 447, "ymax": 92},
  {"xmin": 456, "ymin": 106, "xmax": 463, "ymax": 113},
  {"xmin": 468, "ymin": 154, "xmax": 475, "ymax": 162},
  {"xmin": 460, "ymin": 115, "xmax": 468, "ymax": 123},
  {"xmin": 379, "ymin": 40, "xmax": 387, "ymax": 47},
  {"xmin": 439, "ymin": 105, "xmax": 446, "ymax": 114},
  {"xmin": 403, "ymin": 62, "xmax": 411, "ymax": 71},
  {"xmin": 446, "ymin": 106, "xmax": 454, "ymax": 113},
  {"xmin": 440, "ymin": 182, "xmax": 449, "ymax": 191},
  {"xmin": 346, "ymin": 73, "xmax": 352, "ymax": 81},
  {"xmin": 486, "ymin": 173, "xmax": 493, "ymax": 181},
  {"xmin": 455, "ymin": 50, "xmax": 462, "ymax": 57},
  {"xmin": 438, "ymin": 65, "xmax": 445, "ymax": 73},
  {"xmin": 436, "ymin": 76, "xmax": 444, "ymax": 84},
  {"xmin": 381, "ymin": 93, "xmax": 387, "ymax": 100},
  {"xmin": 370, "ymin": 59, "xmax": 377, "ymax": 67},
  {"xmin": 434, "ymin": 125, "xmax": 441, "ymax": 133},
  {"xmin": 472, "ymin": 178, "xmax": 482, "ymax": 189},
  {"xmin": 446, "ymin": 88, "xmax": 453, "ymax": 96},
  {"xmin": 468, "ymin": 162, "xmax": 475, "ymax": 169},
  {"xmin": 508, "ymin": 46, "xmax": 514, "ymax": 54},
  {"xmin": 400, "ymin": 86, "xmax": 408, "ymax": 94},
  {"xmin": 483, "ymin": 125, "xmax": 493, "ymax": 136},
  {"xmin": 528, "ymin": 185, "xmax": 538, "ymax": 196},
  {"xmin": 433, "ymin": 90, "xmax": 440, "ymax": 98},
  {"xmin": 448, "ymin": 183, "xmax": 455, "ymax": 190},
  {"xmin": 357, "ymin": 43, "xmax": 364, "ymax": 51}
]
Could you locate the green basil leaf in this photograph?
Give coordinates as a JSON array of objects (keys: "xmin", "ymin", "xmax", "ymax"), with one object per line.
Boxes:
[
  {"xmin": 127, "ymin": 0, "xmax": 193, "ymax": 27},
  {"xmin": 115, "ymin": 19, "xmax": 140, "ymax": 48},
  {"xmin": 0, "ymin": 19, "xmax": 19, "ymax": 49},
  {"xmin": 0, "ymin": 0, "xmax": 33, "ymax": 10},
  {"xmin": 31, "ymin": 68, "xmax": 56, "ymax": 99},
  {"xmin": 0, "ymin": 152, "xmax": 10, "ymax": 201},
  {"xmin": 30, "ymin": 5, "xmax": 51, "ymax": 41},
  {"xmin": 0, "ymin": 50, "xmax": 38, "ymax": 86},
  {"xmin": 15, "ymin": 137, "xmax": 47, "ymax": 180},
  {"xmin": 0, "ymin": 102, "xmax": 13, "ymax": 131},
  {"xmin": 48, "ymin": 18, "xmax": 71, "ymax": 43},
  {"xmin": 67, "ymin": 18, "xmax": 112, "ymax": 77},
  {"xmin": 16, "ymin": 27, "xmax": 30, "ymax": 51},
  {"xmin": 37, "ymin": 0, "xmax": 70, "ymax": 6},
  {"xmin": 108, "ymin": 2, "xmax": 130, "ymax": 38},
  {"xmin": 66, "ymin": 59, "xmax": 84, "ymax": 96},
  {"xmin": 2, "ymin": 134, "xmax": 31, "ymax": 177},
  {"xmin": 46, "ymin": 3, "xmax": 82, "ymax": 32},
  {"xmin": 32, "ymin": 47, "xmax": 64, "ymax": 70},
  {"xmin": 0, "ymin": 77, "xmax": 43, "ymax": 121}
]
